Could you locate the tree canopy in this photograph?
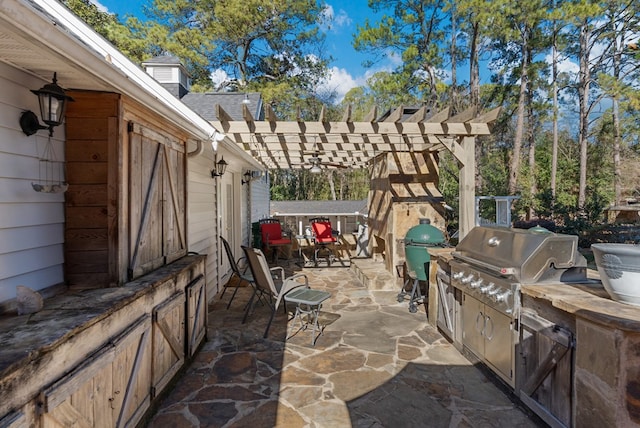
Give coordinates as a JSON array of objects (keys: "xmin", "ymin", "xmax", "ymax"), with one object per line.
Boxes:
[{"xmin": 64, "ymin": 0, "xmax": 640, "ymax": 228}]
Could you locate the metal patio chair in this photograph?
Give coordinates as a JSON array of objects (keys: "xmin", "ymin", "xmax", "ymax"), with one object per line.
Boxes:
[
  {"xmin": 310, "ymin": 217, "xmax": 338, "ymax": 265},
  {"xmin": 241, "ymin": 246, "xmax": 309, "ymax": 338},
  {"xmin": 220, "ymin": 237, "xmax": 254, "ymax": 310},
  {"xmin": 259, "ymin": 218, "xmax": 292, "ymax": 262}
]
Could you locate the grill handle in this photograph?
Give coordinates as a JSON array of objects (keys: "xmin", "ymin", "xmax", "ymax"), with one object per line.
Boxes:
[{"xmin": 452, "ymin": 252, "xmax": 518, "ymax": 277}]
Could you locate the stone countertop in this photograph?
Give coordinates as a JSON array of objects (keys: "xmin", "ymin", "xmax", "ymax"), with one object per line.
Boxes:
[
  {"xmin": 0, "ymin": 255, "xmax": 205, "ymax": 378},
  {"xmin": 521, "ymin": 272, "xmax": 640, "ymax": 331},
  {"xmin": 427, "ymin": 247, "xmax": 455, "ymax": 261}
]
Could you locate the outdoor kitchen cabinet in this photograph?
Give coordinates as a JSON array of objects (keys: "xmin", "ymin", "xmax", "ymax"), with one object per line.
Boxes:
[
  {"xmin": 41, "ymin": 315, "xmax": 153, "ymax": 428},
  {"xmin": 462, "ymin": 293, "xmax": 516, "ymax": 387},
  {"xmin": 516, "ymin": 308, "xmax": 573, "ymax": 428}
]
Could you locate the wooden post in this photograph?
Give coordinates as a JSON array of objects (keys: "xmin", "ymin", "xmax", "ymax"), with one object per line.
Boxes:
[{"xmin": 459, "ymin": 136, "xmax": 476, "ymax": 240}]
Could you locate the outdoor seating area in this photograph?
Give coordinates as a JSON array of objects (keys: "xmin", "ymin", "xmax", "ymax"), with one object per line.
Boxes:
[{"xmin": 148, "ymin": 259, "xmax": 542, "ymax": 427}]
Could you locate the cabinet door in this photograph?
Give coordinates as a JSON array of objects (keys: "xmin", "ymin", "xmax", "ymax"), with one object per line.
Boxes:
[
  {"xmin": 436, "ymin": 275, "xmax": 454, "ymax": 338},
  {"xmin": 518, "ymin": 310, "xmax": 573, "ymax": 428},
  {"xmin": 152, "ymin": 292, "xmax": 185, "ymax": 398},
  {"xmin": 42, "ymin": 316, "xmax": 152, "ymax": 428},
  {"xmin": 462, "ymin": 293, "xmax": 485, "ymax": 357},
  {"xmin": 186, "ymin": 274, "xmax": 207, "ymax": 357},
  {"xmin": 483, "ymin": 305, "xmax": 515, "ymax": 386}
]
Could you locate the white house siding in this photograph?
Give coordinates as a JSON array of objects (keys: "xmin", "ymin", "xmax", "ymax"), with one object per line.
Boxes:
[
  {"xmin": 0, "ymin": 63, "xmax": 66, "ymax": 304},
  {"xmin": 250, "ymin": 173, "xmax": 270, "ymax": 222},
  {"xmin": 186, "ymin": 142, "xmax": 219, "ymax": 303}
]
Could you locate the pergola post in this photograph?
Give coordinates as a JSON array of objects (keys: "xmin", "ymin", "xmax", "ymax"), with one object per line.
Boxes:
[{"xmin": 458, "ymin": 136, "xmax": 476, "ymax": 240}]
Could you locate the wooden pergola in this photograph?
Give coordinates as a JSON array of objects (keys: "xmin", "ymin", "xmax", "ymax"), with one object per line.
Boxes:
[{"xmin": 213, "ymin": 104, "xmax": 501, "ymax": 239}]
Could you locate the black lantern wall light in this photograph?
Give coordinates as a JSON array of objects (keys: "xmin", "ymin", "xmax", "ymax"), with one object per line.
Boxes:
[
  {"xmin": 20, "ymin": 73, "xmax": 74, "ymax": 137},
  {"xmin": 210, "ymin": 156, "xmax": 228, "ymax": 178},
  {"xmin": 20, "ymin": 73, "xmax": 74, "ymax": 193}
]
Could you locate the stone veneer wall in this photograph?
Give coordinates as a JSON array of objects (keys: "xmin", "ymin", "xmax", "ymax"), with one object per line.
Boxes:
[{"xmin": 367, "ymin": 151, "xmax": 446, "ymax": 274}]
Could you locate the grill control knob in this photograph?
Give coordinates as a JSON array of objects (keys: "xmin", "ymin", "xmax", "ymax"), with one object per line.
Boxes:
[
  {"xmin": 495, "ymin": 290, "xmax": 512, "ymax": 303},
  {"xmin": 487, "ymin": 287, "xmax": 501, "ymax": 296},
  {"xmin": 480, "ymin": 283, "xmax": 495, "ymax": 294},
  {"xmin": 452, "ymin": 271, "xmax": 465, "ymax": 280},
  {"xmin": 470, "ymin": 278, "xmax": 483, "ymax": 288},
  {"xmin": 461, "ymin": 274, "xmax": 475, "ymax": 284}
]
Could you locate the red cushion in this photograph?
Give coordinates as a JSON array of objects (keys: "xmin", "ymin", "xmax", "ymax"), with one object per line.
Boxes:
[
  {"xmin": 312, "ymin": 221, "xmax": 337, "ymax": 243},
  {"xmin": 261, "ymin": 223, "xmax": 284, "ymax": 244},
  {"xmin": 267, "ymin": 238, "xmax": 291, "ymax": 246}
]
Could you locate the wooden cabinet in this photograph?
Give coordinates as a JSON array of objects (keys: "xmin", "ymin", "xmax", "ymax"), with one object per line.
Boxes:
[
  {"xmin": 0, "ymin": 410, "xmax": 28, "ymax": 428},
  {"xmin": 151, "ymin": 292, "xmax": 185, "ymax": 398},
  {"xmin": 42, "ymin": 316, "xmax": 152, "ymax": 428},
  {"xmin": 65, "ymin": 91, "xmax": 189, "ymax": 287},
  {"xmin": 186, "ymin": 274, "xmax": 207, "ymax": 357},
  {"xmin": 517, "ymin": 309, "xmax": 573, "ymax": 428}
]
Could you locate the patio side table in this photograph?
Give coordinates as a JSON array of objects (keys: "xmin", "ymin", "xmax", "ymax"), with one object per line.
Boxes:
[{"xmin": 284, "ymin": 288, "xmax": 331, "ymax": 345}]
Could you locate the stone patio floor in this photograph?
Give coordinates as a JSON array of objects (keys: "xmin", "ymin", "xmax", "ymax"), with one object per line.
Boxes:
[{"xmin": 147, "ymin": 259, "xmax": 544, "ymax": 428}]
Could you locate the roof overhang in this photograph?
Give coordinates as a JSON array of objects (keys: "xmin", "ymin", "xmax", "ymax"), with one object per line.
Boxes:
[{"xmin": 0, "ymin": 0, "xmax": 254, "ymax": 164}]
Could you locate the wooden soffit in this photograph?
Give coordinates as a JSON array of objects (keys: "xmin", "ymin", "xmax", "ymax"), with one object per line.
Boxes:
[{"xmin": 212, "ymin": 104, "xmax": 500, "ymax": 170}]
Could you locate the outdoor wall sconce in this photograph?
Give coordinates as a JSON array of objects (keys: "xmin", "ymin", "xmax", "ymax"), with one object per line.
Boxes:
[
  {"xmin": 241, "ymin": 171, "xmax": 252, "ymax": 185},
  {"xmin": 211, "ymin": 156, "xmax": 228, "ymax": 178},
  {"xmin": 20, "ymin": 73, "xmax": 74, "ymax": 136}
]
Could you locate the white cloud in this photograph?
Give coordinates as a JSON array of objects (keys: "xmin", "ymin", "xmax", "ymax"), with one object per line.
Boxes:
[
  {"xmin": 316, "ymin": 66, "xmax": 366, "ymax": 103},
  {"xmin": 385, "ymin": 50, "xmax": 403, "ymax": 67},
  {"xmin": 319, "ymin": 4, "xmax": 352, "ymax": 32},
  {"xmin": 89, "ymin": 0, "xmax": 109, "ymax": 13},
  {"xmin": 543, "ymin": 52, "xmax": 578, "ymax": 83},
  {"xmin": 210, "ymin": 69, "xmax": 230, "ymax": 90}
]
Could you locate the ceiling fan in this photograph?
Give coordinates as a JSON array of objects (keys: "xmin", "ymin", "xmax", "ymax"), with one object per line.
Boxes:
[{"xmin": 303, "ymin": 151, "xmax": 348, "ymax": 173}]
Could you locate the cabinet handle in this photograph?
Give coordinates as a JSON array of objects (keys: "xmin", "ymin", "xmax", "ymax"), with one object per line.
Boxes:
[
  {"xmin": 475, "ymin": 311, "xmax": 485, "ymax": 334},
  {"xmin": 485, "ymin": 316, "xmax": 494, "ymax": 340}
]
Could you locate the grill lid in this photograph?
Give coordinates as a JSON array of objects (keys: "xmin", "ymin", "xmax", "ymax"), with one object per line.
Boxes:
[
  {"xmin": 453, "ymin": 226, "xmax": 587, "ymax": 283},
  {"xmin": 404, "ymin": 218, "xmax": 445, "ymax": 247}
]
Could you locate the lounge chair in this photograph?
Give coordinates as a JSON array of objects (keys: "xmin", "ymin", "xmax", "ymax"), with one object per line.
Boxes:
[{"xmin": 241, "ymin": 246, "xmax": 309, "ymax": 338}]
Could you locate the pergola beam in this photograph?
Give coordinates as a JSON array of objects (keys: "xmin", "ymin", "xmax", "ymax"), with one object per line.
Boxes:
[{"xmin": 211, "ymin": 120, "xmax": 493, "ymax": 136}]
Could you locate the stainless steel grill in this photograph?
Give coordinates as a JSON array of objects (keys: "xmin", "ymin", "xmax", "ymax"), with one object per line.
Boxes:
[{"xmin": 450, "ymin": 226, "xmax": 587, "ymax": 387}]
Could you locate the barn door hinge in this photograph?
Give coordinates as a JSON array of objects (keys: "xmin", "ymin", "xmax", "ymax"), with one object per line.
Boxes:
[{"xmin": 127, "ymin": 121, "xmax": 134, "ymax": 133}]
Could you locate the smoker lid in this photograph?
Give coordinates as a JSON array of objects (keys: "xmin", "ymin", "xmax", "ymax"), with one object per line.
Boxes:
[
  {"xmin": 453, "ymin": 226, "xmax": 587, "ymax": 283},
  {"xmin": 404, "ymin": 218, "xmax": 445, "ymax": 247}
]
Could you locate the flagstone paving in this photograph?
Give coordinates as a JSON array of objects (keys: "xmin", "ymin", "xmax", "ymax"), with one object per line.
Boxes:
[{"xmin": 148, "ymin": 261, "xmax": 544, "ymax": 428}]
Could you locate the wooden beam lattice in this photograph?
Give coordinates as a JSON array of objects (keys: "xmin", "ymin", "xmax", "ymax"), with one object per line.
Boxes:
[{"xmin": 213, "ymin": 105, "xmax": 500, "ymax": 171}]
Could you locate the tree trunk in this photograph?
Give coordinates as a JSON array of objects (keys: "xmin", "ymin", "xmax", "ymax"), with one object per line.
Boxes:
[
  {"xmin": 577, "ymin": 20, "xmax": 590, "ymax": 215},
  {"xmin": 551, "ymin": 11, "xmax": 559, "ymax": 213},
  {"xmin": 469, "ymin": 21, "xmax": 482, "ymax": 190},
  {"xmin": 450, "ymin": 5, "xmax": 458, "ymax": 111},
  {"xmin": 508, "ymin": 26, "xmax": 530, "ymax": 196},
  {"xmin": 328, "ymin": 170, "xmax": 337, "ymax": 200},
  {"xmin": 611, "ymin": 12, "xmax": 622, "ymax": 206},
  {"xmin": 469, "ymin": 21, "xmax": 480, "ymax": 109},
  {"xmin": 528, "ymin": 88, "xmax": 536, "ymax": 220}
]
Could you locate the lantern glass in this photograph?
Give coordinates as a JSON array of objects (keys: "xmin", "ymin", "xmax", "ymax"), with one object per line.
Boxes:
[
  {"xmin": 38, "ymin": 93, "xmax": 64, "ymax": 127},
  {"xmin": 216, "ymin": 157, "xmax": 228, "ymax": 176}
]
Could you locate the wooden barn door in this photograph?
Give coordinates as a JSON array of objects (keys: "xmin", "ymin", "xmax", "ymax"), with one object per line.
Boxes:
[
  {"xmin": 186, "ymin": 274, "xmax": 207, "ymax": 357},
  {"xmin": 151, "ymin": 292, "xmax": 185, "ymax": 397},
  {"xmin": 128, "ymin": 123, "xmax": 187, "ymax": 280},
  {"xmin": 42, "ymin": 316, "xmax": 152, "ymax": 428}
]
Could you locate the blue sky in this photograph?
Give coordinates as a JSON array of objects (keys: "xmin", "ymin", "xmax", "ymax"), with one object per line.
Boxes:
[{"xmin": 92, "ymin": 1, "xmax": 397, "ymax": 100}]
